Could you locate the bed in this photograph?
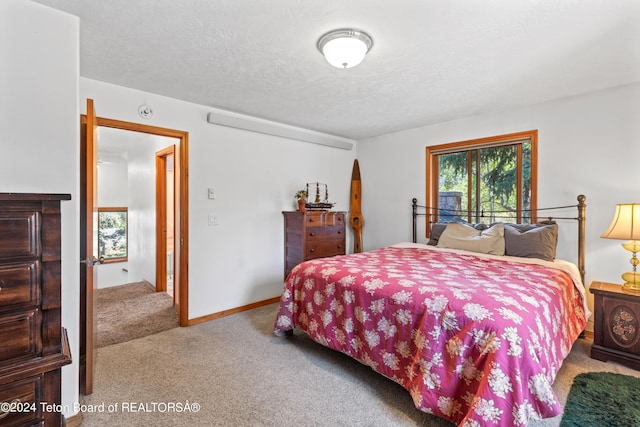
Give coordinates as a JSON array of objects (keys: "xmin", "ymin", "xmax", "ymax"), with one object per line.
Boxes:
[{"xmin": 274, "ymin": 196, "xmax": 589, "ymax": 426}]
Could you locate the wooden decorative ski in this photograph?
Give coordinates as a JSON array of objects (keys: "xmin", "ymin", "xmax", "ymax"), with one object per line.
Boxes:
[{"xmin": 349, "ymin": 159, "xmax": 364, "ymax": 253}]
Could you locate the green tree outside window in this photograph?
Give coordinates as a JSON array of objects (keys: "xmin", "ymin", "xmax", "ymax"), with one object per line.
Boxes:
[{"xmin": 98, "ymin": 208, "xmax": 128, "ymax": 261}]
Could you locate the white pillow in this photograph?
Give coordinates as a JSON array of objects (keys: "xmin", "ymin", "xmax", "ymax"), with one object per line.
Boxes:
[{"xmin": 437, "ymin": 222, "xmax": 505, "ymax": 255}]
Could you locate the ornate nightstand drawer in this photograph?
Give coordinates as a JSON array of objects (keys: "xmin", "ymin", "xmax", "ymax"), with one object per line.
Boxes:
[
  {"xmin": 590, "ymin": 281, "xmax": 640, "ymax": 370},
  {"xmin": 602, "ymin": 297, "xmax": 640, "ymax": 352}
]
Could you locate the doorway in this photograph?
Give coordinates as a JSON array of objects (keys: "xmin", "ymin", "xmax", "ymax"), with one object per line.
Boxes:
[
  {"xmin": 80, "ymin": 105, "xmax": 189, "ymax": 395},
  {"xmin": 90, "ymin": 117, "xmax": 189, "ymax": 323}
]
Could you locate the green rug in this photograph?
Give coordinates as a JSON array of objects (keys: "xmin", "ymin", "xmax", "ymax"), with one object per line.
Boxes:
[{"xmin": 560, "ymin": 372, "xmax": 640, "ymax": 427}]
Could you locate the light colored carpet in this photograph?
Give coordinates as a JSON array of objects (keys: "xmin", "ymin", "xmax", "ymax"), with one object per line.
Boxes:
[
  {"xmin": 79, "ymin": 303, "xmax": 640, "ymax": 426},
  {"xmin": 97, "ymin": 281, "xmax": 178, "ymax": 348}
]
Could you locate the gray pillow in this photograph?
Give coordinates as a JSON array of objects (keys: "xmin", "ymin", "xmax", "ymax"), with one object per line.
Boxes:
[
  {"xmin": 503, "ymin": 221, "xmax": 558, "ymax": 261},
  {"xmin": 427, "ymin": 223, "xmax": 447, "ymax": 245}
]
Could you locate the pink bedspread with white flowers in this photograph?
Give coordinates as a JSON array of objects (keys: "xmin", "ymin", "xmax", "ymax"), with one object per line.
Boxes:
[{"xmin": 274, "ymin": 244, "xmax": 588, "ymax": 427}]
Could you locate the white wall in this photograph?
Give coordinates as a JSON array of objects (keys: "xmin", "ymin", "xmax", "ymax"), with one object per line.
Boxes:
[
  {"xmin": 80, "ymin": 78, "xmax": 357, "ymax": 319},
  {"xmin": 97, "ymin": 262, "xmax": 129, "ymax": 288},
  {"xmin": 358, "ymin": 82, "xmax": 640, "ymax": 330},
  {"xmin": 0, "ymin": 0, "xmax": 79, "ymax": 418},
  {"xmin": 126, "ymin": 134, "xmax": 176, "ymax": 285},
  {"xmin": 98, "ymin": 159, "xmax": 128, "ymax": 206}
]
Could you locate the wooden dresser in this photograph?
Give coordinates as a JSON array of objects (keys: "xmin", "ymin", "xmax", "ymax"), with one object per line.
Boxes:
[
  {"xmin": 283, "ymin": 211, "xmax": 346, "ymax": 279},
  {"xmin": 0, "ymin": 193, "xmax": 72, "ymax": 426}
]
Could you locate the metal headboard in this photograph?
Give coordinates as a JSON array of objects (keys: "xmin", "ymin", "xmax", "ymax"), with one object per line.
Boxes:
[{"xmin": 411, "ymin": 195, "xmax": 587, "ymax": 282}]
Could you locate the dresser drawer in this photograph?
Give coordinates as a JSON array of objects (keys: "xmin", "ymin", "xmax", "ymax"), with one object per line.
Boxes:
[
  {"xmin": 306, "ymin": 226, "xmax": 344, "ymax": 241},
  {"xmin": 305, "ymin": 212, "xmax": 345, "ymax": 227},
  {"xmin": 0, "ymin": 262, "xmax": 40, "ymax": 312},
  {"xmin": 0, "ymin": 310, "xmax": 42, "ymax": 365},
  {"xmin": 305, "ymin": 240, "xmax": 345, "ymax": 259},
  {"xmin": 0, "ymin": 212, "xmax": 40, "ymax": 260},
  {"xmin": 0, "ymin": 375, "xmax": 42, "ymax": 426}
]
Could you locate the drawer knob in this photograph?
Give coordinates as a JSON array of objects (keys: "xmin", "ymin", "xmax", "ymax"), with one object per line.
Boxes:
[
  {"xmin": 310, "ymin": 232, "xmax": 315, "ymax": 236},
  {"xmin": 310, "ymin": 249, "xmax": 315, "ymax": 253},
  {"xmin": 0, "ymin": 399, "xmax": 21, "ymax": 419}
]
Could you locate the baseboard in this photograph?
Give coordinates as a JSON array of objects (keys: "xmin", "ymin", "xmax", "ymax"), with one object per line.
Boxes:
[
  {"xmin": 583, "ymin": 329, "xmax": 594, "ymax": 340},
  {"xmin": 65, "ymin": 411, "xmax": 83, "ymax": 427},
  {"xmin": 187, "ymin": 296, "xmax": 280, "ymax": 326}
]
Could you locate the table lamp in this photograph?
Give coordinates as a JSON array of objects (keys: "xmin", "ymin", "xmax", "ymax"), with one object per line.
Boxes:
[{"xmin": 601, "ymin": 203, "xmax": 640, "ymax": 291}]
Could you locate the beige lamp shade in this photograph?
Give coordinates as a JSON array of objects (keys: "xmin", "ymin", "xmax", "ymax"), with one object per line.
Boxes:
[
  {"xmin": 601, "ymin": 203, "xmax": 640, "ymax": 241},
  {"xmin": 602, "ymin": 203, "xmax": 640, "ymax": 291}
]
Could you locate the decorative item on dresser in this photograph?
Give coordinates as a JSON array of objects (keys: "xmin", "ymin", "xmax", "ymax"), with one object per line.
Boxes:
[
  {"xmin": 294, "ymin": 189, "xmax": 308, "ymax": 212},
  {"xmin": 282, "ymin": 211, "xmax": 345, "ymax": 279},
  {"xmin": 303, "ymin": 182, "xmax": 335, "ymax": 211},
  {"xmin": 590, "ymin": 281, "xmax": 640, "ymax": 370},
  {"xmin": 0, "ymin": 193, "xmax": 72, "ymax": 426}
]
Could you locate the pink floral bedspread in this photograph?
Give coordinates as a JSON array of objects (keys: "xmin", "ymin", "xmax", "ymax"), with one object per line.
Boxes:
[{"xmin": 274, "ymin": 244, "xmax": 588, "ymax": 426}]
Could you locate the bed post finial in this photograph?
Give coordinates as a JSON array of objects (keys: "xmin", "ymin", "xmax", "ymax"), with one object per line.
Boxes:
[{"xmin": 577, "ymin": 195, "xmax": 586, "ymax": 283}]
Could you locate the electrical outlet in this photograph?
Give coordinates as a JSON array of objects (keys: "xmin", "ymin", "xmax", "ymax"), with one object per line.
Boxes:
[
  {"xmin": 207, "ymin": 188, "xmax": 215, "ymax": 199},
  {"xmin": 208, "ymin": 214, "xmax": 218, "ymax": 226}
]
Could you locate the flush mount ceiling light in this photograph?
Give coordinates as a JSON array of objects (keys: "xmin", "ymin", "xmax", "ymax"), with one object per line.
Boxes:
[{"xmin": 317, "ymin": 29, "xmax": 373, "ymax": 69}]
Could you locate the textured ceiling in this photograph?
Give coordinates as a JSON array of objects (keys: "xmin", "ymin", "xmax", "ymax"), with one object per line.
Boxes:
[{"xmin": 32, "ymin": 0, "xmax": 640, "ymax": 140}]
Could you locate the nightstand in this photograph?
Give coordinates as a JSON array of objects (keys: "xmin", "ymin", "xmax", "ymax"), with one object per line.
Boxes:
[{"xmin": 590, "ymin": 281, "xmax": 640, "ymax": 370}]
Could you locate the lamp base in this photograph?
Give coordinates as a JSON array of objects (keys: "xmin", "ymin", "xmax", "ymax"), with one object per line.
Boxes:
[
  {"xmin": 622, "ymin": 271, "xmax": 640, "ymax": 292},
  {"xmin": 622, "ymin": 282, "xmax": 640, "ymax": 292}
]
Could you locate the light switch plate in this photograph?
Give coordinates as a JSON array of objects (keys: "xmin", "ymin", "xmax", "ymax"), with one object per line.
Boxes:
[{"xmin": 207, "ymin": 188, "xmax": 215, "ymax": 199}]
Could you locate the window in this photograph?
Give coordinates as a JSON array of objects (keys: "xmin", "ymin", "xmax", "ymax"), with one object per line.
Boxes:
[
  {"xmin": 426, "ymin": 130, "xmax": 537, "ymax": 233},
  {"xmin": 98, "ymin": 207, "xmax": 128, "ymax": 262}
]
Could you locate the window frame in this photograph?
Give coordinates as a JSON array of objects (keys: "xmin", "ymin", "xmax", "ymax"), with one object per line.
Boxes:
[
  {"xmin": 425, "ymin": 130, "xmax": 538, "ymax": 236},
  {"xmin": 97, "ymin": 207, "xmax": 128, "ymax": 263}
]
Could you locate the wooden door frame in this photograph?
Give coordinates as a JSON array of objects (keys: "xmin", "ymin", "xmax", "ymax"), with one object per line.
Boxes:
[
  {"xmin": 79, "ymin": 100, "xmax": 98, "ymax": 395},
  {"xmin": 155, "ymin": 145, "xmax": 176, "ymax": 297},
  {"xmin": 84, "ymin": 116, "xmax": 189, "ymax": 326}
]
